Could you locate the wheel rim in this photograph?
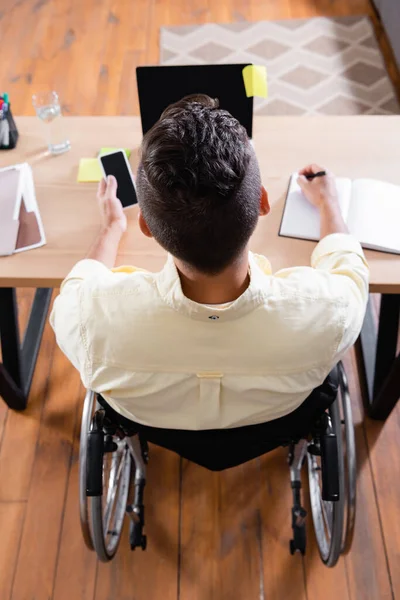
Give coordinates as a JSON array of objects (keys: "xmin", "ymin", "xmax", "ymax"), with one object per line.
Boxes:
[{"xmin": 79, "ymin": 390, "xmax": 96, "ymax": 550}]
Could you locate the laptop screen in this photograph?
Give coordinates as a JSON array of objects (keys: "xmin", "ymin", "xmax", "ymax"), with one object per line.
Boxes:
[{"xmin": 136, "ymin": 65, "xmax": 253, "ymax": 138}]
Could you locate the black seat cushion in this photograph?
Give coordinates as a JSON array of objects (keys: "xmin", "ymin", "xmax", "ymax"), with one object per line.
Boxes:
[{"xmin": 99, "ymin": 369, "xmax": 338, "ymax": 471}]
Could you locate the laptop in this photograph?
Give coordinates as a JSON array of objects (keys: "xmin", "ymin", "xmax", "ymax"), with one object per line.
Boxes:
[{"xmin": 136, "ymin": 64, "xmax": 254, "ymax": 138}]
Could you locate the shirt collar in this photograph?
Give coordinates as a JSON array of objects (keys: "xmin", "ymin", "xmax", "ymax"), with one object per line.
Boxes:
[{"xmin": 156, "ymin": 252, "xmax": 269, "ymax": 322}]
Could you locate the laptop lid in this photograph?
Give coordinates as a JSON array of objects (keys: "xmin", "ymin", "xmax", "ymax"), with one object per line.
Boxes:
[{"xmin": 136, "ymin": 64, "xmax": 253, "ymax": 138}]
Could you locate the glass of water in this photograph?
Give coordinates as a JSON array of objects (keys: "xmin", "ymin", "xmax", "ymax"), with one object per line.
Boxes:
[{"xmin": 32, "ymin": 91, "xmax": 71, "ymax": 154}]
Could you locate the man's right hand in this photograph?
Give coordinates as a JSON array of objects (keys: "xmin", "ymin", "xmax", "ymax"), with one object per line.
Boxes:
[
  {"xmin": 297, "ymin": 164, "xmax": 348, "ymax": 237},
  {"xmin": 97, "ymin": 175, "xmax": 127, "ymax": 235},
  {"xmin": 297, "ymin": 164, "xmax": 338, "ymax": 209}
]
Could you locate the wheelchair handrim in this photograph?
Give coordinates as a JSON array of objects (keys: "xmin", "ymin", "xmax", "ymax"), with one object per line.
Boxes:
[{"xmin": 308, "ymin": 398, "xmax": 345, "ymax": 567}]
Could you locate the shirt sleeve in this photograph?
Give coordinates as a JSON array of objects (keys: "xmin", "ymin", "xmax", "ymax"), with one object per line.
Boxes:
[
  {"xmin": 49, "ymin": 259, "xmax": 111, "ymax": 387},
  {"xmin": 311, "ymin": 233, "xmax": 369, "ymax": 358}
]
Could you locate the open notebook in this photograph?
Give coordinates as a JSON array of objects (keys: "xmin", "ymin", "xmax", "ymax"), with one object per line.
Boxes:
[
  {"xmin": 0, "ymin": 163, "xmax": 46, "ymax": 256},
  {"xmin": 280, "ymin": 174, "xmax": 400, "ymax": 255}
]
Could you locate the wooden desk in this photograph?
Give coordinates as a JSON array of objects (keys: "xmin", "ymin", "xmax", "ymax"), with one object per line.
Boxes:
[
  {"xmin": 0, "ymin": 116, "xmax": 400, "ymax": 291},
  {"xmin": 0, "ymin": 116, "xmax": 399, "ymax": 417}
]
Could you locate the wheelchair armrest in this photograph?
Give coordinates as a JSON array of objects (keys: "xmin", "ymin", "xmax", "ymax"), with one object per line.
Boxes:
[{"xmin": 320, "ymin": 431, "xmax": 340, "ymax": 501}]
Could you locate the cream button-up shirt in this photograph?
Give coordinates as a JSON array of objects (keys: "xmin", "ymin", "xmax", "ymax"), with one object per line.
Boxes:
[{"xmin": 50, "ymin": 234, "xmax": 369, "ymax": 430}]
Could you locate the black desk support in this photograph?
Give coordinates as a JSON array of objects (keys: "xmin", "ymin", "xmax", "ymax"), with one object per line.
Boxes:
[
  {"xmin": 0, "ymin": 288, "xmax": 52, "ymax": 410},
  {"xmin": 359, "ymin": 294, "xmax": 400, "ymax": 420}
]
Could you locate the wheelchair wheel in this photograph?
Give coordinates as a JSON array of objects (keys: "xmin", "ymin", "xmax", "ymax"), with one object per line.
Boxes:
[
  {"xmin": 79, "ymin": 390, "xmax": 132, "ymax": 562},
  {"xmin": 307, "ymin": 396, "xmax": 345, "ymax": 567}
]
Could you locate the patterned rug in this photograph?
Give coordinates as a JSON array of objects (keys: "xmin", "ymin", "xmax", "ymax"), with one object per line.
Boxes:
[{"xmin": 160, "ymin": 16, "xmax": 400, "ymax": 115}]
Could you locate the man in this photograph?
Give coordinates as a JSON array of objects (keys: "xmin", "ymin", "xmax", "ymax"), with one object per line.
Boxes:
[{"xmin": 50, "ymin": 95, "xmax": 369, "ymax": 430}]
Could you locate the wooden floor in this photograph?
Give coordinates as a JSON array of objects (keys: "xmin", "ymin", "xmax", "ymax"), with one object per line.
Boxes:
[{"xmin": 1, "ymin": 1, "xmax": 400, "ymax": 599}]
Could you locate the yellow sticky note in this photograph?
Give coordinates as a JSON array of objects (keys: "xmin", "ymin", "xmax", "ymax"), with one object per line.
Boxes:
[
  {"xmin": 99, "ymin": 147, "xmax": 131, "ymax": 159},
  {"xmin": 77, "ymin": 158, "xmax": 102, "ymax": 183},
  {"xmin": 242, "ymin": 65, "xmax": 268, "ymax": 98}
]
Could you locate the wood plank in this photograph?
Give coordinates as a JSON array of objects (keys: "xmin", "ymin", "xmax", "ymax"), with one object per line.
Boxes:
[
  {"xmin": 250, "ymin": 0, "xmax": 292, "ymax": 20},
  {"xmin": 0, "ymin": 502, "xmax": 26, "ymax": 600},
  {"xmin": 92, "ymin": 0, "xmax": 152, "ymax": 116},
  {"xmin": 178, "ymin": 462, "xmax": 220, "ymax": 600},
  {"xmin": 52, "ymin": 386, "xmax": 97, "ymax": 600},
  {"xmin": 117, "ymin": 50, "xmax": 146, "ymax": 116},
  {"xmin": 340, "ymin": 351, "xmax": 393, "ymax": 600},
  {"xmin": 30, "ymin": 0, "xmax": 77, "ymax": 115},
  {"xmin": 0, "ymin": 0, "xmax": 36, "ymax": 116},
  {"xmin": 217, "ymin": 460, "xmax": 264, "ymax": 600},
  {"xmin": 64, "ymin": 0, "xmax": 111, "ymax": 116},
  {"xmin": 258, "ymin": 448, "xmax": 307, "ymax": 600},
  {"xmin": 0, "ymin": 288, "xmax": 32, "ymax": 485},
  {"xmin": 11, "ymin": 345, "xmax": 81, "ymax": 600},
  {"xmin": 95, "ymin": 443, "xmax": 180, "ymax": 600},
  {"xmin": 364, "ymin": 395, "xmax": 400, "ymax": 595},
  {"xmin": 146, "ymin": 0, "xmax": 170, "ymax": 66},
  {"xmin": 180, "ymin": 458, "xmax": 263, "ymax": 600},
  {"xmin": 0, "ymin": 291, "xmax": 54, "ymax": 502}
]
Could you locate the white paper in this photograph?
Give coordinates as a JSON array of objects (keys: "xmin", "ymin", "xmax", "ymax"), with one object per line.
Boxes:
[{"xmin": 347, "ymin": 179, "xmax": 400, "ymax": 254}]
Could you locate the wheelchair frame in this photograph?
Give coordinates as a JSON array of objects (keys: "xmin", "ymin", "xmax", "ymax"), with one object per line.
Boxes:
[{"xmin": 79, "ymin": 361, "xmax": 356, "ymax": 567}]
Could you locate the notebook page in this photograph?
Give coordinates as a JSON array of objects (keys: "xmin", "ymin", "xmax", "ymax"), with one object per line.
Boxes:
[
  {"xmin": 280, "ymin": 174, "xmax": 352, "ymax": 241},
  {"xmin": 347, "ymin": 179, "xmax": 400, "ymax": 254}
]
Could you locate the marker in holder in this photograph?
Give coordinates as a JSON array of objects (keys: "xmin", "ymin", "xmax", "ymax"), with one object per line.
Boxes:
[{"xmin": 0, "ymin": 99, "xmax": 19, "ymax": 150}]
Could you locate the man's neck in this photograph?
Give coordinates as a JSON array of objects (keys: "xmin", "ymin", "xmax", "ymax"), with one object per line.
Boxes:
[{"xmin": 174, "ymin": 251, "xmax": 250, "ymax": 304}]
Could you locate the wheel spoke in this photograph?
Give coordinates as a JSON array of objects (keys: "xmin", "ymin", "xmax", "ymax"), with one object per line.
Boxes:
[
  {"xmin": 319, "ymin": 493, "xmax": 332, "ymax": 540},
  {"xmin": 103, "ymin": 445, "xmax": 127, "ymax": 536}
]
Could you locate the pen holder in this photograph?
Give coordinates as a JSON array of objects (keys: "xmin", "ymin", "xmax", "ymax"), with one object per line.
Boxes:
[{"xmin": 0, "ymin": 104, "xmax": 19, "ymax": 150}]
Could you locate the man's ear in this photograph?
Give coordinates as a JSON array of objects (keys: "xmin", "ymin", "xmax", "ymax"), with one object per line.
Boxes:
[
  {"xmin": 259, "ymin": 186, "xmax": 270, "ymax": 216},
  {"xmin": 138, "ymin": 210, "xmax": 153, "ymax": 238}
]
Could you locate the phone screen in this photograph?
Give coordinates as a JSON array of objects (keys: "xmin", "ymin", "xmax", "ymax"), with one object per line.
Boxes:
[{"xmin": 100, "ymin": 152, "xmax": 138, "ymax": 208}]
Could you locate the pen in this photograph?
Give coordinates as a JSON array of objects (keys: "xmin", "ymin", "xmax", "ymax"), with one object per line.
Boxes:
[{"xmin": 305, "ymin": 170, "xmax": 326, "ymax": 180}]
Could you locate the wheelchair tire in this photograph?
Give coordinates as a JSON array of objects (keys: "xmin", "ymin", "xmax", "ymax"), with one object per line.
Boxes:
[
  {"xmin": 337, "ymin": 361, "xmax": 356, "ymax": 555},
  {"xmin": 79, "ymin": 389, "xmax": 97, "ymax": 550},
  {"xmin": 308, "ymin": 397, "xmax": 345, "ymax": 567},
  {"xmin": 90, "ymin": 439, "xmax": 132, "ymax": 562}
]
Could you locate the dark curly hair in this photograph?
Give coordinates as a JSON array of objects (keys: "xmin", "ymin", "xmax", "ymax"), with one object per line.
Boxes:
[{"xmin": 136, "ymin": 94, "xmax": 261, "ymax": 275}]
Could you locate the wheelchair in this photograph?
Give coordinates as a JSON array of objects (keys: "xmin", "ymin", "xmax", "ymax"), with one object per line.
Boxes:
[{"xmin": 79, "ymin": 362, "xmax": 356, "ymax": 568}]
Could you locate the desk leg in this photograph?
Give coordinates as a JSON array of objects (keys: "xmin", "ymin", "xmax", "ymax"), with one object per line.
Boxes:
[
  {"xmin": 0, "ymin": 288, "xmax": 52, "ymax": 410},
  {"xmin": 358, "ymin": 294, "xmax": 400, "ymax": 420}
]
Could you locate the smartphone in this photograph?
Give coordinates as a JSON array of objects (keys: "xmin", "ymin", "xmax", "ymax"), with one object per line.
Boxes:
[{"xmin": 99, "ymin": 149, "xmax": 138, "ymax": 208}]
